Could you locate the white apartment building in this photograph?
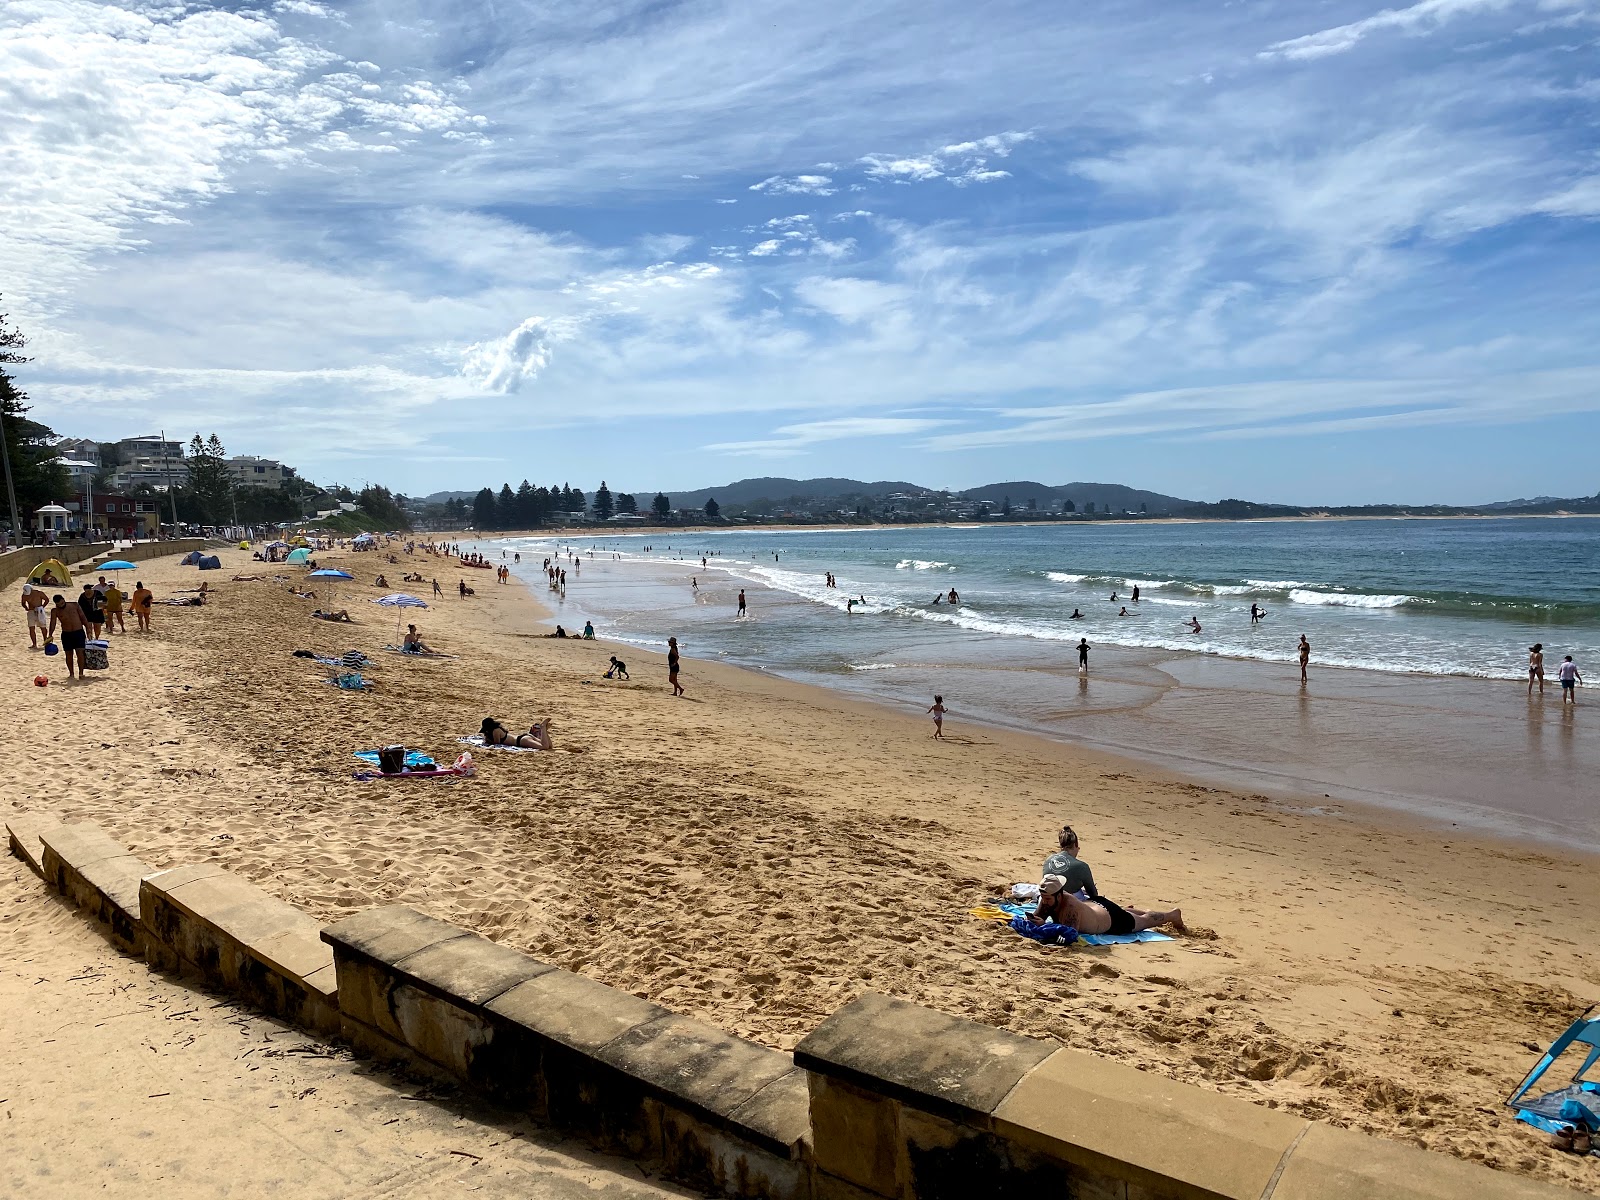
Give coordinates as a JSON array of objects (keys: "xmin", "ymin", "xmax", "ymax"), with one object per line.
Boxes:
[{"xmin": 228, "ymin": 456, "xmax": 290, "ymax": 489}]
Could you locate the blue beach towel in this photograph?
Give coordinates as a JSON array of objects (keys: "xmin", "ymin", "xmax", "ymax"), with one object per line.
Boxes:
[
  {"xmin": 353, "ymin": 749, "xmax": 436, "ymax": 769},
  {"xmin": 1000, "ymin": 902, "xmax": 1174, "ymax": 946}
]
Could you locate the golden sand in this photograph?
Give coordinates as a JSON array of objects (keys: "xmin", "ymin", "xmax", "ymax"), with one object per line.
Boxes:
[{"xmin": 4, "ymin": 545, "xmax": 1597, "ymax": 1192}]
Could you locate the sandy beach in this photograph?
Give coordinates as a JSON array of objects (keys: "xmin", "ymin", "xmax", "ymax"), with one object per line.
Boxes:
[{"xmin": 4, "ymin": 544, "xmax": 1598, "ymax": 1193}]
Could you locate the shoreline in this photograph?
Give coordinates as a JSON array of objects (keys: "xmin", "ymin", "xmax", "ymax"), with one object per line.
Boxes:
[
  {"xmin": 6, "ymin": 543, "xmax": 1598, "ymax": 1191},
  {"xmin": 506, "ymin": 540, "xmax": 1600, "ymax": 854}
]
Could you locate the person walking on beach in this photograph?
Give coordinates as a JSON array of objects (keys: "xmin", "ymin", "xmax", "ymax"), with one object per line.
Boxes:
[
  {"xmin": 1529, "ymin": 644, "xmax": 1545, "ymax": 696},
  {"xmin": 1077, "ymin": 637, "xmax": 1090, "ymax": 672},
  {"xmin": 1558, "ymin": 656, "xmax": 1582, "ymax": 704},
  {"xmin": 737, "ymin": 589, "xmax": 746, "ymax": 617},
  {"xmin": 667, "ymin": 636, "xmax": 684, "ymax": 696},
  {"xmin": 432, "ymin": 578, "xmax": 443, "ymax": 598},
  {"xmin": 47, "ymin": 594, "xmax": 87, "ymax": 679},
  {"xmin": 103, "ymin": 579, "xmax": 125, "ymax": 634},
  {"xmin": 132, "ymin": 581, "xmax": 152, "ymax": 632},
  {"xmin": 928, "ymin": 695, "xmax": 946, "ymax": 739},
  {"xmin": 21, "ymin": 584, "xmax": 48, "ymax": 649},
  {"xmin": 1298, "ymin": 635, "xmax": 1311, "ymax": 682}
]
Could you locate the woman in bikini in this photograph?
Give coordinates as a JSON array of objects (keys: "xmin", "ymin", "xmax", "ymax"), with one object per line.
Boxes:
[
  {"xmin": 480, "ymin": 716, "xmax": 554, "ymax": 750},
  {"xmin": 1528, "ymin": 644, "xmax": 1544, "ymax": 696}
]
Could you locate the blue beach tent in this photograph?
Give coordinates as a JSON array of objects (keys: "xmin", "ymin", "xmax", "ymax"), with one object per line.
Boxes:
[
  {"xmin": 180, "ymin": 550, "xmax": 204, "ymax": 565},
  {"xmin": 1508, "ymin": 1005, "xmax": 1600, "ymax": 1135},
  {"xmin": 198, "ymin": 555, "xmax": 222, "ymax": 570}
]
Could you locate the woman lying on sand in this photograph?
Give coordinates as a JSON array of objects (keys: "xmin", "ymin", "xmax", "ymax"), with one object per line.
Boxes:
[
  {"xmin": 1030, "ymin": 874, "xmax": 1184, "ymax": 935},
  {"xmin": 479, "ymin": 716, "xmax": 553, "ymax": 750}
]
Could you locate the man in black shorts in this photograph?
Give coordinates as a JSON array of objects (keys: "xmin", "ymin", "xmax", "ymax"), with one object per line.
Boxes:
[
  {"xmin": 1030, "ymin": 874, "xmax": 1184, "ymax": 935},
  {"xmin": 48, "ymin": 594, "xmax": 88, "ymax": 679}
]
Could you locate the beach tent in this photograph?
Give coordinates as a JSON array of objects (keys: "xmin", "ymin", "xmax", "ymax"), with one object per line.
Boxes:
[
  {"xmin": 238, "ymin": 541, "xmax": 250, "ymax": 550},
  {"xmin": 26, "ymin": 558, "xmax": 72, "ymax": 586},
  {"xmin": 198, "ymin": 555, "xmax": 222, "ymax": 570},
  {"xmin": 1509, "ymin": 1006, "xmax": 1600, "ymax": 1135},
  {"xmin": 266, "ymin": 540, "xmax": 289, "ymax": 549},
  {"xmin": 286, "ymin": 547, "xmax": 311, "ymax": 564},
  {"xmin": 180, "ymin": 550, "xmax": 204, "ymax": 565}
]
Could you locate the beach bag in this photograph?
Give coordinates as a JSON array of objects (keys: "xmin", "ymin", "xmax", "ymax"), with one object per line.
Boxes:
[
  {"xmin": 83, "ymin": 640, "xmax": 110, "ymax": 671},
  {"xmin": 377, "ymin": 744, "xmax": 406, "ymax": 774}
]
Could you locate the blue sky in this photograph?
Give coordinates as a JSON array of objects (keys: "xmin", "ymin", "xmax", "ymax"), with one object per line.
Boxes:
[{"xmin": 3, "ymin": 0, "xmax": 1598, "ymax": 504}]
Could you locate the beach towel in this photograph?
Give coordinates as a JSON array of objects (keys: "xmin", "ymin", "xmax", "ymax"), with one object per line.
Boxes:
[
  {"xmin": 385, "ymin": 644, "xmax": 458, "ymax": 659},
  {"xmin": 458, "ymin": 734, "xmax": 541, "ymax": 754},
  {"xmin": 353, "ymin": 749, "xmax": 436, "ymax": 769},
  {"xmin": 326, "ymin": 672, "xmax": 371, "ymax": 690},
  {"xmin": 352, "ymin": 752, "xmax": 475, "ymax": 781},
  {"xmin": 971, "ymin": 901, "xmax": 1175, "ymax": 946}
]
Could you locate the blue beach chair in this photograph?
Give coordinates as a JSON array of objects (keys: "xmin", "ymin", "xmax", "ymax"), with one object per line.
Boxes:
[{"xmin": 1507, "ymin": 1005, "xmax": 1600, "ymax": 1137}]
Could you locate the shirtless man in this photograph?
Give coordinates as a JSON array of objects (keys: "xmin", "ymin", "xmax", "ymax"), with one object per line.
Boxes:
[
  {"xmin": 1298, "ymin": 634, "xmax": 1311, "ymax": 682},
  {"xmin": 47, "ymin": 593, "xmax": 88, "ymax": 678},
  {"xmin": 132, "ymin": 581, "xmax": 153, "ymax": 632},
  {"xmin": 1528, "ymin": 644, "xmax": 1544, "ymax": 697},
  {"xmin": 20, "ymin": 584, "xmax": 49, "ymax": 648},
  {"xmin": 1030, "ymin": 874, "xmax": 1183, "ymax": 935}
]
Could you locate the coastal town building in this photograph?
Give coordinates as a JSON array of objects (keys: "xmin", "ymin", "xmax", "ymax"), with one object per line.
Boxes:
[{"xmin": 227, "ymin": 455, "xmax": 291, "ymax": 489}]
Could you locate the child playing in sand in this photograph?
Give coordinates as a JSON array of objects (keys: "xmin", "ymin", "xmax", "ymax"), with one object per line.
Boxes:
[
  {"xmin": 928, "ymin": 695, "xmax": 946, "ymax": 739},
  {"xmin": 605, "ymin": 656, "xmax": 629, "ymax": 680}
]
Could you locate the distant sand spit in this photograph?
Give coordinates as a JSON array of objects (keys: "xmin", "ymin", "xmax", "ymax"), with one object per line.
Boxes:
[{"xmin": 3, "ymin": 544, "xmax": 1596, "ymax": 1192}]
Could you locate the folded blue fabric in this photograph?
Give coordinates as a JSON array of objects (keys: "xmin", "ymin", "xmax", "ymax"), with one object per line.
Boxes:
[{"xmin": 1009, "ymin": 914, "xmax": 1077, "ymax": 944}]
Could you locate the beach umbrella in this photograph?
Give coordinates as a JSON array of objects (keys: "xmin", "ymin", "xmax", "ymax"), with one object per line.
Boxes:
[
  {"xmin": 100, "ymin": 559, "xmax": 137, "ymax": 571},
  {"xmin": 308, "ymin": 568, "xmax": 354, "ymax": 579},
  {"xmin": 375, "ymin": 591, "xmax": 428, "ymax": 639},
  {"xmin": 266, "ymin": 540, "xmax": 288, "ymax": 548}
]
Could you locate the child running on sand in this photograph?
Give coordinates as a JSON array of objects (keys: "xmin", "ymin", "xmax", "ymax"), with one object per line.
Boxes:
[{"xmin": 928, "ymin": 695, "xmax": 946, "ymax": 738}]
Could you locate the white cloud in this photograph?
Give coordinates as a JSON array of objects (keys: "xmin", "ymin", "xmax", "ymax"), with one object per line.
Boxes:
[
  {"xmin": 748, "ymin": 239, "xmax": 783, "ymax": 256},
  {"xmin": 461, "ymin": 316, "xmax": 578, "ymax": 392},
  {"xmin": 860, "ymin": 130, "xmax": 1031, "ymax": 186},
  {"xmin": 706, "ymin": 416, "xmax": 953, "ymax": 456},
  {"xmin": 749, "ymin": 174, "xmax": 836, "ymax": 195},
  {"xmin": 1261, "ymin": 0, "xmax": 1522, "ymax": 61}
]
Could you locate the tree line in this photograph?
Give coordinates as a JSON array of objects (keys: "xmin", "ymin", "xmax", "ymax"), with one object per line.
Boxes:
[{"xmin": 462, "ymin": 480, "xmax": 682, "ymax": 530}]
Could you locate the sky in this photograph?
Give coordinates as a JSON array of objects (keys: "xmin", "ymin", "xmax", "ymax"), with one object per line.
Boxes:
[{"xmin": 3, "ymin": 0, "xmax": 1599, "ymax": 506}]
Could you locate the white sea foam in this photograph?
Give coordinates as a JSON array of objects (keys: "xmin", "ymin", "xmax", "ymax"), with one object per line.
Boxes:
[
  {"xmin": 1288, "ymin": 589, "xmax": 1414, "ymax": 608},
  {"xmin": 896, "ymin": 559, "xmax": 952, "ymax": 571},
  {"xmin": 848, "ymin": 663, "xmax": 898, "ymax": 671},
  {"xmin": 1044, "ymin": 572, "xmax": 1086, "ymax": 583}
]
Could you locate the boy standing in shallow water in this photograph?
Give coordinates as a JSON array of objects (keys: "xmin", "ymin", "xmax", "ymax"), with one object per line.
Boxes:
[{"xmin": 927, "ymin": 695, "xmax": 946, "ymax": 738}]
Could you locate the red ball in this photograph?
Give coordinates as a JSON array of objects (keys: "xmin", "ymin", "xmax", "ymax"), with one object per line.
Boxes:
[{"xmin": 33, "ymin": 675, "xmax": 48, "ymax": 687}]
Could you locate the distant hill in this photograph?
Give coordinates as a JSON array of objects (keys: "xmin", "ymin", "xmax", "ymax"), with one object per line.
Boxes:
[
  {"xmin": 958, "ymin": 480, "xmax": 1196, "ymax": 514},
  {"xmin": 660, "ymin": 477, "xmax": 923, "ymax": 509},
  {"xmin": 422, "ymin": 490, "xmax": 477, "ymax": 504}
]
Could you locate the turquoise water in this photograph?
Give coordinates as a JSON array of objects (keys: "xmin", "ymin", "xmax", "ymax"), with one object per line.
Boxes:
[{"xmin": 503, "ymin": 517, "xmax": 1600, "ymax": 681}]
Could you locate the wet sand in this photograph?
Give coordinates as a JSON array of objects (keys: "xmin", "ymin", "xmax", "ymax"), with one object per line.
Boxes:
[{"xmin": 3, "ymin": 545, "xmax": 1598, "ymax": 1192}]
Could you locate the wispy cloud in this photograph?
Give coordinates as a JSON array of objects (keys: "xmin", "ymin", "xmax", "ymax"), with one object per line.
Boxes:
[
  {"xmin": 706, "ymin": 416, "xmax": 954, "ymax": 457},
  {"xmin": 750, "ymin": 174, "xmax": 836, "ymax": 195}
]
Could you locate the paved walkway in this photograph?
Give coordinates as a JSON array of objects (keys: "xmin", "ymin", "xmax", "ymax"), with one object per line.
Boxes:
[{"xmin": 0, "ymin": 859, "xmax": 688, "ymax": 1200}]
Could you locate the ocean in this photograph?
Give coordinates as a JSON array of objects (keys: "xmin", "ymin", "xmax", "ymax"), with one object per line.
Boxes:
[{"xmin": 483, "ymin": 518, "xmax": 1600, "ymax": 846}]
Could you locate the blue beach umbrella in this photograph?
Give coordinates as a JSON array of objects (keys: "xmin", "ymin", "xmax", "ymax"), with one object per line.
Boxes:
[
  {"xmin": 100, "ymin": 560, "xmax": 137, "ymax": 571},
  {"xmin": 308, "ymin": 569, "xmax": 355, "ymax": 579}
]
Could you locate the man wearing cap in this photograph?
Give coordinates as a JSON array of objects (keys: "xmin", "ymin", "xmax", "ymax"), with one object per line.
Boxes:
[
  {"xmin": 20, "ymin": 584, "xmax": 49, "ymax": 649},
  {"xmin": 1030, "ymin": 874, "xmax": 1184, "ymax": 936}
]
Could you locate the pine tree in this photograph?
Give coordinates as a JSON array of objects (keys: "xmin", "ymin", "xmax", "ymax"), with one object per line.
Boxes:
[
  {"xmin": 515, "ymin": 480, "xmax": 537, "ymax": 527},
  {"xmin": 496, "ymin": 483, "xmax": 516, "ymax": 530},
  {"xmin": 472, "ymin": 487, "xmax": 496, "ymax": 530},
  {"xmin": 184, "ymin": 433, "xmax": 233, "ymax": 523},
  {"xmin": 652, "ymin": 492, "xmax": 672, "ymax": 518},
  {"xmin": 704, "ymin": 497, "xmax": 720, "ymax": 519},
  {"xmin": 0, "ymin": 302, "xmax": 67, "ymax": 534},
  {"xmin": 616, "ymin": 493, "xmax": 637, "ymax": 515},
  {"xmin": 593, "ymin": 480, "xmax": 614, "ymax": 521}
]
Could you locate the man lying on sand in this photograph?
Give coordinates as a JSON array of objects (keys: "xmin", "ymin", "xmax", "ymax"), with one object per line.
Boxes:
[
  {"xmin": 1030, "ymin": 874, "xmax": 1184, "ymax": 935},
  {"xmin": 312, "ymin": 609, "xmax": 353, "ymax": 622}
]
